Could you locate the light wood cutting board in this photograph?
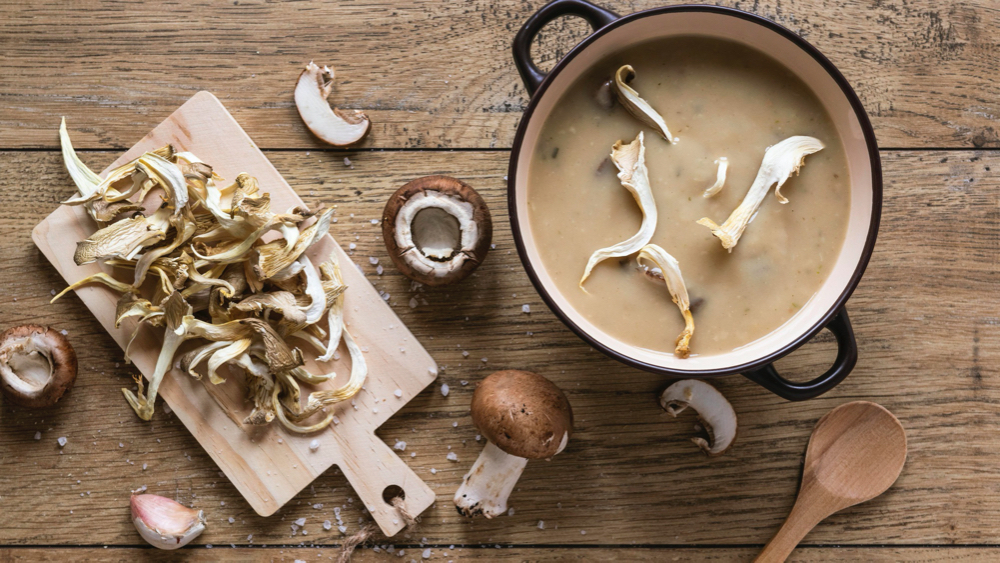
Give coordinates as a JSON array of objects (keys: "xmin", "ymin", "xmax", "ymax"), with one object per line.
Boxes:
[{"xmin": 31, "ymin": 91, "xmax": 437, "ymax": 536}]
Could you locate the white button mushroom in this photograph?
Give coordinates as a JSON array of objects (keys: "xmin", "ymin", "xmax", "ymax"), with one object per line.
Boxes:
[{"xmin": 454, "ymin": 370, "xmax": 573, "ymax": 518}]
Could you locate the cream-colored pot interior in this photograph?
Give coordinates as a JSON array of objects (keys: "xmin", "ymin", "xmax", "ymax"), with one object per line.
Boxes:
[{"xmin": 513, "ymin": 11, "xmax": 874, "ymax": 372}]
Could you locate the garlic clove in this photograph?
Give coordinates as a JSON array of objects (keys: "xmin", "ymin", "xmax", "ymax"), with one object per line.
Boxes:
[{"xmin": 131, "ymin": 494, "xmax": 207, "ymax": 550}]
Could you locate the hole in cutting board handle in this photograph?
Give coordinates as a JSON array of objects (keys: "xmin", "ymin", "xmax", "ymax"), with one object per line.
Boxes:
[{"xmin": 382, "ymin": 484, "xmax": 405, "ymax": 505}]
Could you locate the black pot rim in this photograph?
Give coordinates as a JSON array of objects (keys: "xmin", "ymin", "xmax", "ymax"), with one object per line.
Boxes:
[{"xmin": 506, "ymin": 4, "xmax": 883, "ymax": 378}]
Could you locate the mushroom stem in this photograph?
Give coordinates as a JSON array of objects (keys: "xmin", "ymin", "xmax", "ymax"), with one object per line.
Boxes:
[{"xmin": 454, "ymin": 441, "xmax": 528, "ymax": 518}]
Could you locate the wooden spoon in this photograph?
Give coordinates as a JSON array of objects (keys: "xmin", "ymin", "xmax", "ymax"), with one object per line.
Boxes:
[{"xmin": 756, "ymin": 401, "xmax": 907, "ymax": 562}]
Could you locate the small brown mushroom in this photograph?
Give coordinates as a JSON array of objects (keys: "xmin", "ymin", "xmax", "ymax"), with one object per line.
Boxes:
[
  {"xmin": 0, "ymin": 325, "xmax": 78, "ymax": 408},
  {"xmin": 382, "ymin": 175, "xmax": 492, "ymax": 287},
  {"xmin": 454, "ymin": 370, "xmax": 573, "ymax": 518}
]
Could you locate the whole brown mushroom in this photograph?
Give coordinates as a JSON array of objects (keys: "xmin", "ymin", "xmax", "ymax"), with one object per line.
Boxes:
[
  {"xmin": 382, "ymin": 175, "xmax": 491, "ymax": 287},
  {"xmin": 454, "ymin": 370, "xmax": 573, "ymax": 518},
  {"xmin": 0, "ymin": 325, "xmax": 78, "ymax": 408}
]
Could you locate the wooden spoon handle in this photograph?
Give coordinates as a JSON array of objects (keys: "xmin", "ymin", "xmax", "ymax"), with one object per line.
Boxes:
[{"xmin": 755, "ymin": 490, "xmax": 833, "ymax": 563}]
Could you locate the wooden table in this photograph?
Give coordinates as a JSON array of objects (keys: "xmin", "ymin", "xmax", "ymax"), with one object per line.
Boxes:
[{"xmin": 1, "ymin": 0, "xmax": 997, "ymax": 561}]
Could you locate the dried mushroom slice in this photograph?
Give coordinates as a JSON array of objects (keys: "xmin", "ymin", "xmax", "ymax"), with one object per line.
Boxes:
[
  {"xmin": 580, "ymin": 132, "xmax": 656, "ymax": 288},
  {"xmin": 382, "ymin": 175, "xmax": 492, "ymax": 286},
  {"xmin": 702, "ymin": 157, "xmax": 729, "ymax": 198},
  {"xmin": 614, "ymin": 65, "xmax": 674, "ymax": 143},
  {"xmin": 698, "ymin": 136, "xmax": 824, "ymax": 251},
  {"xmin": 636, "ymin": 244, "xmax": 695, "ymax": 358},
  {"xmin": 295, "ymin": 62, "xmax": 370, "ymax": 146},
  {"xmin": 0, "ymin": 325, "xmax": 78, "ymax": 408},
  {"xmin": 660, "ymin": 379, "xmax": 737, "ymax": 456}
]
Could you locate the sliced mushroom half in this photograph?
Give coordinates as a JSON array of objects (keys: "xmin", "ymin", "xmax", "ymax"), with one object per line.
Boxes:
[
  {"xmin": 0, "ymin": 325, "xmax": 78, "ymax": 408},
  {"xmin": 660, "ymin": 379, "xmax": 737, "ymax": 456},
  {"xmin": 294, "ymin": 61, "xmax": 370, "ymax": 146},
  {"xmin": 382, "ymin": 175, "xmax": 492, "ymax": 286}
]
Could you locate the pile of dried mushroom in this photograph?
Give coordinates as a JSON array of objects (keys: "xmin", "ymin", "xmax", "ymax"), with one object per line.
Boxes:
[{"xmin": 51, "ymin": 118, "xmax": 364, "ymax": 433}]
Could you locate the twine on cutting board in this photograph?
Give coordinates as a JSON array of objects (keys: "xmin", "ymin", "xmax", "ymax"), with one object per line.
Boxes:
[{"xmin": 336, "ymin": 496, "xmax": 417, "ymax": 562}]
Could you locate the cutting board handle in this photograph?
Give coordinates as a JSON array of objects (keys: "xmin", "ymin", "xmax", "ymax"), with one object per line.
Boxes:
[{"xmin": 331, "ymin": 423, "xmax": 436, "ymax": 536}]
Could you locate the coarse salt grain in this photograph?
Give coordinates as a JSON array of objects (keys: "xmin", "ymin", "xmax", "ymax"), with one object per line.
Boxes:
[
  {"xmin": 394, "ymin": 389, "xmax": 403, "ymax": 398},
  {"xmin": 349, "ymin": 243, "xmax": 357, "ymax": 250},
  {"xmin": 430, "ymin": 468, "xmax": 437, "ymax": 474},
  {"xmin": 33, "ymin": 431, "xmax": 41, "ymax": 440},
  {"xmin": 324, "ymin": 520, "xmax": 332, "ymax": 530},
  {"xmin": 451, "ymin": 421, "xmax": 458, "ymax": 428},
  {"xmin": 57, "ymin": 437, "xmax": 67, "ymax": 447},
  {"xmin": 344, "ymin": 157, "xmax": 352, "ymax": 167},
  {"xmin": 538, "ymin": 520, "xmax": 545, "ymax": 529},
  {"xmin": 393, "ymin": 440, "xmax": 407, "ymax": 451},
  {"xmin": 309, "ymin": 439, "xmax": 320, "ymax": 452},
  {"xmin": 369, "ymin": 256, "xmax": 379, "ymax": 265},
  {"xmin": 423, "ymin": 548, "xmax": 432, "ymax": 559},
  {"xmin": 522, "ymin": 304, "xmax": 531, "ymax": 314},
  {"xmin": 446, "ymin": 452, "xmax": 458, "ymax": 462},
  {"xmin": 295, "ymin": 517, "xmax": 307, "ymax": 526},
  {"xmin": 428, "ymin": 366, "xmax": 438, "ymax": 376},
  {"xmin": 440, "ymin": 384, "xmax": 449, "ymax": 397}
]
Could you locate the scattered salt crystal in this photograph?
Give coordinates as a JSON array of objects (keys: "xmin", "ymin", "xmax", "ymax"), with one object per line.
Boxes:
[
  {"xmin": 409, "ymin": 297, "xmax": 418, "ymax": 308},
  {"xmin": 228, "ymin": 517, "xmax": 235, "ymax": 523},
  {"xmin": 247, "ymin": 534, "xmax": 253, "ymax": 541},
  {"xmin": 332, "ymin": 415, "xmax": 341, "ymax": 425},
  {"xmin": 376, "ymin": 265, "xmax": 384, "ymax": 275},
  {"xmin": 411, "ymin": 452, "xmax": 416, "ymax": 457},
  {"xmin": 452, "ymin": 421, "xmax": 458, "ymax": 428},
  {"xmin": 33, "ymin": 431, "xmax": 41, "ymax": 440},
  {"xmin": 369, "ymin": 256, "xmax": 379, "ymax": 265},
  {"xmin": 60, "ymin": 329, "xmax": 68, "ymax": 336},
  {"xmin": 344, "ymin": 157, "xmax": 352, "ymax": 166},
  {"xmin": 50, "ymin": 289, "xmax": 56, "ymax": 296},
  {"xmin": 430, "ymin": 468, "xmax": 437, "ymax": 474},
  {"xmin": 538, "ymin": 520, "xmax": 545, "ymax": 529},
  {"xmin": 527, "ymin": 331, "xmax": 534, "ymax": 337},
  {"xmin": 393, "ymin": 440, "xmax": 407, "ymax": 451},
  {"xmin": 440, "ymin": 384, "xmax": 450, "ymax": 397},
  {"xmin": 508, "ymin": 508, "xmax": 515, "ymax": 516},
  {"xmin": 423, "ymin": 548, "xmax": 432, "ymax": 559},
  {"xmin": 323, "ymin": 520, "xmax": 332, "ymax": 530},
  {"xmin": 309, "ymin": 439, "xmax": 320, "ymax": 452},
  {"xmin": 522, "ymin": 304, "xmax": 531, "ymax": 314},
  {"xmin": 119, "ymin": 442, "xmax": 124, "ymax": 448},
  {"xmin": 220, "ymin": 501, "xmax": 225, "ymax": 506},
  {"xmin": 428, "ymin": 366, "xmax": 438, "ymax": 376},
  {"xmin": 446, "ymin": 452, "xmax": 458, "ymax": 462},
  {"xmin": 295, "ymin": 517, "xmax": 307, "ymax": 526},
  {"xmin": 481, "ymin": 357, "xmax": 488, "ymax": 363},
  {"xmin": 461, "ymin": 351, "xmax": 469, "ymax": 358},
  {"xmin": 460, "ymin": 380, "xmax": 469, "ymax": 386},
  {"xmin": 57, "ymin": 437, "xmax": 67, "ymax": 447},
  {"xmin": 371, "ymin": 219, "xmax": 379, "ymax": 225},
  {"xmin": 581, "ymin": 530, "xmax": 587, "ymax": 535},
  {"xmin": 475, "ymin": 434, "xmax": 481, "ymax": 441},
  {"xmin": 142, "ymin": 463, "xmax": 147, "ymax": 470},
  {"xmin": 349, "ymin": 243, "xmax": 357, "ymax": 250},
  {"xmin": 373, "ymin": 407, "xmax": 379, "ymax": 414},
  {"xmin": 338, "ymin": 525, "xmax": 347, "ymax": 533},
  {"xmin": 382, "ymin": 293, "xmax": 390, "ymax": 301}
]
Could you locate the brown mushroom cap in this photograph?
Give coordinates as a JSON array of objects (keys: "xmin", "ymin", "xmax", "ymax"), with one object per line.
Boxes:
[
  {"xmin": 470, "ymin": 370, "xmax": 573, "ymax": 460},
  {"xmin": 382, "ymin": 175, "xmax": 492, "ymax": 287},
  {"xmin": 0, "ymin": 325, "xmax": 78, "ymax": 408}
]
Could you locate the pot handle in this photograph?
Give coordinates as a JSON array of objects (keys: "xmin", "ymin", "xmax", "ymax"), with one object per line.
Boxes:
[
  {"xmin": 513, "ymin": 0, "xmax": 620, "ymax": 96},
  {"xmin": 741, "ymin": 309, "xmax": 857, "ymax": 401}
]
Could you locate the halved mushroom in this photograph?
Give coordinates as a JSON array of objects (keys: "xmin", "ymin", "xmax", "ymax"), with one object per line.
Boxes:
[
  {"xmin": 382, "ymin": 175, "xmax": 492, "ymax": 287},
  {"xmin": 454, "ymin": 370, "xmax": 573, "ymax": 518},
  {"xmin": 660, "ymin": 379, "xmax": 737, "ymax": 456},
  {"xmin": 0, "ymin": 325, "xmax": 78, "ymax": 408},
  {"xmin": 294, "ymin": 61, "xmax": 370, "ymax": 146}
]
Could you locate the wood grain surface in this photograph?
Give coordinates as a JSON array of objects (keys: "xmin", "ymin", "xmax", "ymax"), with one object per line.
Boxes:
[
  {"xmin": 1, "ymin": 149, "xmax": 998, "ymax": 558},
  {"xmin": 2, "ymin": 0, "xmax": 998, "ymax": 559},
  {"xmin": 2, "ymin": 0, "xmax": 1000, "ymax": 150}
]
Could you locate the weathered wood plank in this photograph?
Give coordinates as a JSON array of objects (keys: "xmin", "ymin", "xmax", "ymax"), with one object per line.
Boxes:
[
  {"xmin": 0, "ymin": 150, "xmax": 998, "ymax": 548},
  {"xmin": 2, "ymin": 547, "xmax": 1000, "ymax": 562},
  {"xmin": 2, "ymin": 0, "xmax": 999, "ymax": 150}
]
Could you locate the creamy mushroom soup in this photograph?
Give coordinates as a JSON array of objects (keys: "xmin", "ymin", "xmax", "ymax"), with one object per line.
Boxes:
[{"xmin": 527, "ymin": 36, "xmax": 851, "ymax": 356}]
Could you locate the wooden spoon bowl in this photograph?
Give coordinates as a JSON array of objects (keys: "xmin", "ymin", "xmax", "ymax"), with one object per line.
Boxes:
[{"xmin": 756, "ymin": 401, "xmax": 907, "ymax": 562}]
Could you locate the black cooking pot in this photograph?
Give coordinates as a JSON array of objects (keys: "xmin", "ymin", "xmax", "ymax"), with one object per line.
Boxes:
[{"xmin": 507, "ymin": 0, "xmax": 881, "ymax": 400}]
